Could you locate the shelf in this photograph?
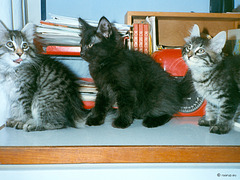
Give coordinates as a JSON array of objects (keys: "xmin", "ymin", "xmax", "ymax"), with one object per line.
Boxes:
[
  {"xmin": 125, "ymin": 11, "xmax": 240, "ymax": 46},
  {"xmin": 1, "ymin": 116, "xmax": 240, "ymax": 164}
]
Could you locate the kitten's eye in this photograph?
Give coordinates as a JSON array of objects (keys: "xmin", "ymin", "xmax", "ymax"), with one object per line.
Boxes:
[
  {"xmin": 6, "ymin": 41, "xmax": 14, "ymax": 49},
  {"xmin": 196, "ymin": 48, "xmax": 205, "ymax": 54},
  {"xmin": 88, "ymin": 44, "xmax": 93, "ymax": 48},
  {"xmin": 22, "ymin": 42, "xmax": 29, "ymax": 50},
  {"xmin": 186, "ymin": 44, "xmax": 192, "ymax": 51}
]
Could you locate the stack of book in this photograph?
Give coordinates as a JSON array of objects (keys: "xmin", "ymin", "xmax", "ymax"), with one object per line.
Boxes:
[
  {"xmin": 76, "ymin": 79, "xmax": 97, "ymax": 109},
  {"xmin": 36, "ymin": 14, "xmax": 131, "ymax": 52}
]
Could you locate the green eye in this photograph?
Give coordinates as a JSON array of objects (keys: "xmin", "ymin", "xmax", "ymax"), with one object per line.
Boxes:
[
  {"xmin": 6, "ymin": 41, "xmax": 14, "ymax": 48},
  {"xmin": 22, "ymin": 42, "xmax": 29, "ymax": 50}
]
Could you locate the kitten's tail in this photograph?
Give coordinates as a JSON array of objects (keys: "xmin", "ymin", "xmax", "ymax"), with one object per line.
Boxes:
[
  {"xmin": 68, "ymin": 94, "xmax": 89, "ymax": 128},
  {"xmin": 178, "ymin": 70, "xmax": 195, "ymax": 99},
  {"xmin": 233, "ymin": 122, "xmax": 240, "ymax": 132}
]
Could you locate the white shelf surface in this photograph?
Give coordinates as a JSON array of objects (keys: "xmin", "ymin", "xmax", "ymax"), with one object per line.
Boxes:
[
  {"xmin": 0, "ymin": 113, "xmax": 240, "ymax": 146},
  {"xmin": 1, "ymin": 163, "xmax": 240, "ymax": 180}
]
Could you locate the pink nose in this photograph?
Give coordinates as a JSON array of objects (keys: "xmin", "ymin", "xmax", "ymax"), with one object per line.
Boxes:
[
  {"xmin": 187, "ymin": 51, "xmax": 193, "ymax": 59},
  {"xmin": 16, "ymin": 52, "xmax": 22, "ymax": 57}
]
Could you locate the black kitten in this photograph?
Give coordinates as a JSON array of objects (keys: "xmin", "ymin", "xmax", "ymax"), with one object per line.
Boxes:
[{"xmin": 79, "ymin": 16, "xmax": 191, "ymax": 128}]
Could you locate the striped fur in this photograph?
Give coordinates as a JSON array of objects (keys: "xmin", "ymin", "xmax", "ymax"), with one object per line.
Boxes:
[
  {"xmin": 182, "ymin": 24, "xmax": 240, "ymax": 134},
  {"xmin": 0, "ymin": 21, "xmax": 87, "ymax": 131}
]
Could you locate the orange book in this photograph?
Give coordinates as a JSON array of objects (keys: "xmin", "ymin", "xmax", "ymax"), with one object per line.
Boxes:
[
  {"xmin": 41, "ymin": 46, "xmax": 81, "ymax": 56},
  {"xmin": 138, "ymin": 23, "xmax": 144, "ymax": 53},
  {"xmin": 133, "ymin": 24, "xmax": 139, "ymax": 51},
  {"xmin": 40, "ymin": 20, "xmax": 69, "ymax": 28},
  {"xmin": 143, "ymin": 24, "xmax": 149, "ymax": 54}
]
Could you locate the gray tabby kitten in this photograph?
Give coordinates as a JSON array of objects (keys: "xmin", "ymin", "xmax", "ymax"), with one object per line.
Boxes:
[
  {"xmin": 0, "ymin": 21, "xmax": 86, "ymax": 131},
  {"xmin": 182, "ymin": 24, "xmax": 240, "ymax": 134}
]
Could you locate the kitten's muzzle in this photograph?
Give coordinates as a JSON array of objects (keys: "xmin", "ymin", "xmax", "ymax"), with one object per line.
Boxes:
[
  {"xmin": 13, "ymin": 58, "xmax": 23, "ymax": 64},
  {"xmin": 187, "ymin": 51, "xmax": 194, "ymax": 59},
  {"xmin": 80, "ymin": 51, "xmax": 85, "ymax": 57}
]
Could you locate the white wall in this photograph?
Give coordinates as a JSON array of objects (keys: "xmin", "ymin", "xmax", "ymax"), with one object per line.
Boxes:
[
  {"xmin": 0, "ymin": 0, "xmax": 41, "ymax": 30},
  {"xmin": 46, "ymin": 0, "xmax": 240, "ymax": 24},
  {"xmin": 46, "ymin": 0, "xmax": 210, "ymax": 23}
]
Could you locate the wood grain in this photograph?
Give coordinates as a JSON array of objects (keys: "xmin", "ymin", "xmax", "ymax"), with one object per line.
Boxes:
[
  {"xmin": 125, "ymin": 11, "xmax": 240, "ymax": 47},
  {"xmin": 0, "ymin": 146, "xmax": 239, "ymax": 164},
  {"xmin": 125, "ymin": 11, "xmax": 240, "ymax": 25}
]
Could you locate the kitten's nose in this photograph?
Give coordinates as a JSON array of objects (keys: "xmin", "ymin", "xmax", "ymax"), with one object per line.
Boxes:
[
  {"xmin": 16, "ymin": 52, "xmax": 22, "ymax": 57},
  {"xmin": 16, "ymin": 48, "xmax": 23, "ymax": 57},
  {"xmin": 187, "ymin": 51, "xmax": 193, "ymax": 59}
]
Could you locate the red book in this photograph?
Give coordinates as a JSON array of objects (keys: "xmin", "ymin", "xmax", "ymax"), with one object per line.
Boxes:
[
  {"xmin": 41, "ymin": 46, "xmax": 81, "ymax": 56},
  {"xmin": 138, "ymin": 23, "xmax": 144, "ymax": 53},
  {"xmin": 143, "ymin": 24, "xmax": 149, "ymax": 54},
  {"xmin": 133, "ymin": 24, "xmax": 139, "ymax": 51}
]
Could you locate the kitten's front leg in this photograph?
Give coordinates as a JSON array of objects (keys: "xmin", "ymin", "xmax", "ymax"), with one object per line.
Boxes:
[
  {"xmin": 210, "ymin": 103, "xmax": 237, "ymax": 134},
  {"xmin": 112, "ymin": 91, "xmax": 135, "ymax": 129},
  {"xmin": 6, "ymin": 101, "xmax": 29, "ymax": 129},
  {"xmin": 86, "ymin": 91, "xmax": 111, "ymax": 126},
  {"xmin": 198, "ymin": 102, "xmax": 217, "ymax": 126}
]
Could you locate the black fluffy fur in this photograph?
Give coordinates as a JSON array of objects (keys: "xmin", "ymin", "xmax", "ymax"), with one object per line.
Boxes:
[{"xmin": 79, "ymin": 16, "xmax": 191, "ymax": 128}]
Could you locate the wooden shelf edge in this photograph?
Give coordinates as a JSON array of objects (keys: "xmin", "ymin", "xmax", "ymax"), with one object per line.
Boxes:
[
  {"xmin": 125, "ymin": 11, "xmax": 240, "ymax": 25},
  {"xmin": 1, "ymin": 146, "xmax": 239, "ymax": 164}
]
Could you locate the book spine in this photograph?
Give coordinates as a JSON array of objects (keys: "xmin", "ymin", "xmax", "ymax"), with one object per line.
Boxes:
[
  {"xmin": 138, "ymin": 23, "xmax": 144, "ymax": 53},
  {"xmin": 133, "ymin": 24, "xmax": 139, "ymax": 51},
  {"xmin": 41, "ymin": 46, "xmax": 81, "ymax": 56},
  {"xmin": 143, "ymin": 24, "xmax": 149, "ymax": 54}
]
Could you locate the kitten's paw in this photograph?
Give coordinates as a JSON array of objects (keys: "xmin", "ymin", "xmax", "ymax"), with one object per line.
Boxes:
[
  {"xmin": 112, "ymin": 117, "xmax": 132, "ymax": 129},
  {"xmin": 86, "ymin": 115, "xmax": 104, "ymax": 126},
  {"xmin": 6, "ymin": 118, "xmax": 24, "ymax": 129},
  {"xmin": 23, "ymin": 120, "xmax": 43, "ymax": 132},
  {"xmin": 143, "ymin": 115, "xmax": 171, "ymax": 128},
  {"xmin": 198, "ymin": 116, "xmax": 216, "ymax": 127},
  {"xmin": 210, "ymin": 123, "xmax": 231, "ymax": 134}
]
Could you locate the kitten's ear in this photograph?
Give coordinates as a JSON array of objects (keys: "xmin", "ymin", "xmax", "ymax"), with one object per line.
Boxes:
[
  {"xmin": 184, "ymin": 24, "xmax": 200, "ymax": 42},
  {"xmin": 78, "ymin": 18, "xmax": 92, "ymax": 31},
  {"xmin": 0, "ymin": 21, "xmax": 8, "ymax": 34},
  {"xmin": 190, "ymin": 24, "xmax": 200, "ymax": 37},
  {"xmin": 210, "ymin": 31, "xmax": 226, "ymax": 53},
  {"xmin": 96, "ymin": 16, "xmax": 112, "ymax": 38},
  {"xmin": 21, "ymin": 23, "xmax": 36, "ymax": 43}
]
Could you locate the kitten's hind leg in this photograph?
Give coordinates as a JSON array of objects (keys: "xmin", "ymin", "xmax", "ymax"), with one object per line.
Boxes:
[
  {"xmin": 142, "ymin": 114, "xmax": 172, "ymax": 128},
  {"xmin": 23, "ymin": 103, "xmax": 66, "ymax": 131}
]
